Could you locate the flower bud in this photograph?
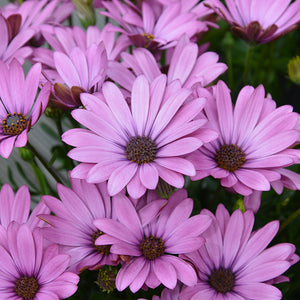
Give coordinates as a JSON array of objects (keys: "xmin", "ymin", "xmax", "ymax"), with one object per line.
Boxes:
[{"xmin": 288, "ymin": 56, "xmax": 300, "ymax": 85}]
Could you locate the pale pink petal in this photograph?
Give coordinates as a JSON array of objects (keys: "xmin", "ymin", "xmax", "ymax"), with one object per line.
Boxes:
[
  {"xmin": 116, "ymin": 257, "xmax": 146, "ymax": 291},
  {"xmin": 108, "ymin": 162, "xmax": 138, "ymax": 196},
  {"xmin": 153, "ymin": 257, "xmax": 177, "ymax": 289},
  {"xmin": 139, "ymin": 163, "xmax": 159, "ymax": 190}
]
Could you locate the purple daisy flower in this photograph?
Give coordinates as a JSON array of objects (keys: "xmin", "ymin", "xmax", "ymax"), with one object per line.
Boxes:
[
  {"xmin": 0, "ymin": 59, "xmax": 50, "ymax": 158},
  {"xmin": 204, "ymin": 0, "xmax": 300, "ymax": 44},
  {"xmin": 0, "ymin": 222, "xmax": 79, "ymax": 299},
  {"xmin": 108, "ymin": 34, "xmax": 227, "ymax": 94},
  {"xmin": 62, "ymin": 74, "xmax": 215, "ymax": 198},
  {"xmin": 34, "ymin": 23, "xmax": 130, "ymax": 65},
  {"xmin": 189, "ymin": 81, "xmax": 300, "ymax": 197},
  {"xmin": 179, "ymin": 204, "xmax": 299, "ymax": 300},
  {"xmin": 47, "ymin": 42, "xmax": 108, "ymax": 109},
  {"xmin": 3, "ymin": 0, "xmax": 74, "ymax": 33},
  {"xmin": 39, "ymin": 177, "xmax": 118, "ymax": 273},
  {"xmin": 100, "ymin": 0, "xmax": 209, "ymax": 50},
  {"xmin": 0, "ymin": 183, "xmax": 50, "ymax": 230},
  {"xmin": 93, "ymin": 189, "xmax": 212, "ymax": 292},
  {"xmin": 32, "ymin": 23, "xmax": 128, "ymax": 110}
]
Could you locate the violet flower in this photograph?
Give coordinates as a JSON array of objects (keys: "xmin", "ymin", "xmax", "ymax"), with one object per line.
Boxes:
[
  {"xmin": 205, "ymin": 0, "xmax": 300, "ymax": 44},
  {"xmin": 94, "ymin": 189, "xmax": 212, "ymax": 292},
  {"xmin": 180, "ymin": 204, "xmax": 299, "ymax": 300},
  {"xmin": 63, "ymin": 74, "xmax": 215, "ymax": 198},
  {"xmin": 0, "ymin": 60, "xmax": 50, "ymax": 158},
  {"xmin": 0, "ymin": 222, "xmax": 79, "ymax": 299},
  {"xmin": 190, "ymin": 81, "xmax": 300, "ymax": 201},
  {"xmin": 39, "ymin": 178, "xmax": 118, "ymax": 273}
]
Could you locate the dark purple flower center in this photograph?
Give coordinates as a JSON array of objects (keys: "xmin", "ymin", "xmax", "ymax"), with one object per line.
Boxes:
[
  {"xmin": 2, "ymin": 112, "xmax": 27, "ymax": 135},
  {"xmin": 215, "ymin": 144, "xmax": 246, "ymax": 172},
  {"xmin": 209, "ymin": 268, "xmax": 235, "ymax": 294},
  {"xmin": 126, "ymin": 136, "xmax": 157, "ymax": 165},
  {"xmin": 140, "ymin": 235, "xmax": 165, "ymax": 260},
  {"xmin": 92, "ymin": 229, "xmax": 111, "ymax": 255},
  {"xmin": 15, "ymin": 276, "xmax": 40, "ymax": 299}
]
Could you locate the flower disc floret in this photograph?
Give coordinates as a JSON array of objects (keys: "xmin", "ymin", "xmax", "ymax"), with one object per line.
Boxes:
[
  {"xmin": 92, "ymin": 229, "xmax": 111, "ymax": 255},
  {"xmin": 2, "ymin": 113, "xmax": 27, "ymax": 135},
  {"xmin": 15, "ymin": 276, "xmax": 40, "ymax": 299},
  {"xmin": 215, "ymin": 144, "xmax": 246, "ymax": 172},
  {"xmin": 140, "ymin": 235, "xmax": 165, "ymax": 260},
  {"xmin": 126, "ymin": 136, "xmax": 157, "ymax": 165},
  {"xmin": 209, "ymin": 268, "xmax": 235, "ymax": 294}
]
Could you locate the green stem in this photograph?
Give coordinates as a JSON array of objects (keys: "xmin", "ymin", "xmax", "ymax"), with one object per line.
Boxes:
[
  {"xmin": 210, "ymin": 183, "xmax": 222, "ymax": 211},
  {"xmin": 278, "ymin": 207, "xmax": 300, "ymax": 234},
  {"xmin": 243, "ymin": 44, "xmax": 253, "ymax": 84},
  {"xmin": 55, "ymin": 116, "xmax": 75, "ymax": 168},
  {"xmin": 26, "ymin": 140, "xmax": 64, "ymax": 185},
  {"xmin": 29, "ymin": 161, "xmax": 50, "ymax": 195},
  {"xmin": 226, "ymin": 47, "xmax": 234, "ymax": 90}
]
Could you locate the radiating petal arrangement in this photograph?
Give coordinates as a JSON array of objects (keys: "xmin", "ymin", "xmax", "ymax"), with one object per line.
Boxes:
[{"xmin": 0, "ymin": 0, "xmax": 299, "ymax": 299}]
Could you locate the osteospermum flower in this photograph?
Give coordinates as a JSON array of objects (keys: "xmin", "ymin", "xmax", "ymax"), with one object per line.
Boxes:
[
  {"xmin": 34, "ymin": 23, "xmax": 130, "ymax": 65},
  {"xmin": 47, "ymin": 42, "xmax": 108, "ymax": 109},
  {"xmin": 39, "ymin": 177, "xmax": 118, "ymax": 273},
  {"xmin": 0, "ymin": 222, "xmax": 79, "ymax": 299},
  {"xmin": 62, "ymin": 74, "xmax": 215, "ymax": 198},
  {"xmin": 2, "ymin": 0, "xmax": 74, "ymax": 33},
  {"xmin": 204, "ymin": 0, "xmax": 300, "ymax": 44},
  {"xmin": 180, "ymin": 204, "xmax": 299, "ymax": 300},
  {"xmin": 190, "ymin": 80, "xmax": 300, "ymax": 198},
  {"xmin": 33, "ymin": 24, "xmax": 123, "ymax": 109},
  {"xmin": 0, "ymin": 60, "xmax": 50, "ymax": 158},
  {"xmin": 0, "ymin": 183, "xmax": 50, "ymax": 230},
  {"xmin": 100, "ymin": 0, "xmax": 209, "ymax": 50},
  {"xmin": 93, "ymin": 190, "xmax": 212, "ymax": 292},
  {"xmin": 108, "ymin": 34, "xmax": 227, "ymax": 94}
]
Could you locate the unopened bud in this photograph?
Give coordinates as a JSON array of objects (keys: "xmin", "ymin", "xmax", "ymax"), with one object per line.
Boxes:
[
  {"xmin": 155, "ymin": 178, "xmax": 175, "ymax": 199},
  {"xmin": 72, "ymin": 0, "xmax": 96, "ymax": 28},
  {"xmin": 288, "ymin": 56, "xmax": 300, "ymax": 85},
  {"xmin": 96, "ymin": 266, "xmax": 118, "ymax": 293},
  {"xmin": 19, "ymin": 147, "xmax": 34, "ymax": 162}
]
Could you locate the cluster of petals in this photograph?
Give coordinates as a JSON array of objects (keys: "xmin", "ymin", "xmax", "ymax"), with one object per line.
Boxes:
[
  {"xmin": 0, "ymin": 12, "xmax": 35, "ymax": 64},
  {"xmin": 39, "ymin": 177, "xmax": 118, "ymax": 273},
  {"xmin": 204, "ymin": 0, "xmax": 300, "ymax": 44},
  {"xmin": 0, "ymin": 0, "xmax": 74, "ymax": 64},
  {"xmin": 180, "ymin": 204, "xmax": 299, "ymax": 300},
  {"xmin": 32, "ymin": 24, "xmax": 131, "ymax": 109},
  {"xmin": 0, "ymin": 59, "xmax": 50, "ymax": 158},
  {"xmin": 2, "ymin": 0, "xmax": 74, "ymax": 33},
  {"xmin": 62, "ymin": 74, "xmax": 216, "ymax": 198},
  {"xmin": 108, "ymin": 34, "xmax": 227, "ymax": 96},
  {"xmin": 189, "ymin": 80, "xmax": 300, "ymax": 204},
  {"xmin": 138, "ymin": 284, "xmax": 181, "ymax": 300},
  {"xmin": 0, "ymin": 222, "xmax": 79, "ymax": 299},
  {"xmin": 93, "ymin": 189, "xmax": 212, "ymax": 292},
  {"xmin": 49, "ymin": 43, "xmax": 108, "ymax": 109},
  {"xmin": 0, "ymin": 183, "xmax": 50, "ymax": 232},
  {"xmin": 99, "ymin": 0, "xmax": 210, "ymax": 50},
  {"xmin": 33, "ymin": 23, "xmax": 130, "ymax": 66}
]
